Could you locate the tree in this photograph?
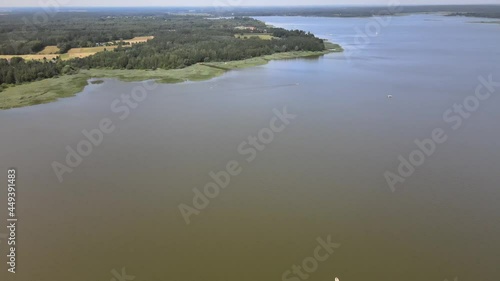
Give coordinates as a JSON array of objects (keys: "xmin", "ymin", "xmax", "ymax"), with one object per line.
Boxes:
[{"xmin": 5, "ymin": 69, "xmax": 15, "ymax": 84}]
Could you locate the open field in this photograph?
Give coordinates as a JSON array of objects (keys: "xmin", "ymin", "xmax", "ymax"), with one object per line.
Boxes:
[
  {"xmin": 0, "ymin": 46, "xmax": 341, "ymax": 109},
  {"xmin": 0, "ymin": 45, "xmax": 61, "ymax": 60},
  {"xmin": 0, "ymin": 36, "xmax": 153, "ymax": 61},
  {"xmin": 0, "ymin": 46, "xmax": 118, "ymax": 61},
  {"xmin": 122, "ymin": 36, "xmax": 154, "ymax": 44},
  {"xmin": 234, "ymin": 33, "xmax": 275, "ymax": 40},
  {"xmin": 37, "ymin": 45, "xmax": 60, "ymax": 54},
  {"xmin": 62, "ymin": 45, "xmax": 119, "ymax": 59},
  {"xmin": 0, "ymin": 54, "xmax": 59, "ymax": 60},
  {"xmin": 0, "ymin": 46, "xmax": 119, "ymax": 60}
]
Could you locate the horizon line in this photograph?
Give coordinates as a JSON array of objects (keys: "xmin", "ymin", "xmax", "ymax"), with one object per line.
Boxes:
[{"xmin": 2, "ymin": 4, "xmax": 500, "ymax": 8}]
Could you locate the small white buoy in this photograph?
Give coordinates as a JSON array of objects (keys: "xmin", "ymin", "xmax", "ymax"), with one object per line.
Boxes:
[
  {"xmin": 335, "ymin": 277, "xmax": 340, "ymax": 281},
  {"xmin": 387, "ymin": 94, "xmax": 393, "ymax": 99}
]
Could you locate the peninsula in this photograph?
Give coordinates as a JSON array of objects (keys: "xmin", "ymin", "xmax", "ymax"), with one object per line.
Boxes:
[{"xmin": 0, "ymin": 13, "xmax": 342, "ymax": 109}]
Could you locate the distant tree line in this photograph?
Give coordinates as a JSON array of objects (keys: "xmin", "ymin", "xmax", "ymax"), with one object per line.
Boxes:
[
  {"xmin": 446, "ymin": 12, "xmax": 500, "ymax": 19},
  {"xmin": 210, "ymin": 5, "xmax": 500, "ymax": 18}
]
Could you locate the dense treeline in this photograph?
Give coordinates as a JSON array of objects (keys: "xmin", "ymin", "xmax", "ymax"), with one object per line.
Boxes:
[
  {"xmin": 0, "ymin": 58, "xmax": 65, "ymax": 85},
  {"xmin": 0, "ymin": 13, "xmax": 191, "ymax": 55},
  {"xmin": 0, "ymin": 14, "xmax": 326, "ymax": 88},
  {"xmin": 69, "ymin": 28, "xmax": 325, "ymax": 70},
  {"xmin": 0, "ymin": 14, "xmax": 266, "ymax": 55}
]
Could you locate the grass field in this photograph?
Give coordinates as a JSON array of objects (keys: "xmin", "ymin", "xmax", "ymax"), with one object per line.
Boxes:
[
  {"xmin": 0, "ymin": 65, "xmax": 225, "ymax": 109},
  {"xmin": 324, "ymin": 41, "xmax": 344, "ymax": 52},
  {"xmin": 0, "ymin": 73, "xmax": 89, "ymax": 109},
  {"xmin": 234, "ymin": 33, "xmax": 275, "ymax": 40},
  {"xmin": 81, "ymin": 65, "xmax": 226, "ymax": 84},
  {"xmin": 0, "ymin": 43, "xmax": 341, "ymax": 109}
]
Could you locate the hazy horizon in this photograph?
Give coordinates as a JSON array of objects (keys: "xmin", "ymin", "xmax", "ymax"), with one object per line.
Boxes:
[{"xmin": 1, "ymin": 0, "xmax": 500, "ymax": 8}]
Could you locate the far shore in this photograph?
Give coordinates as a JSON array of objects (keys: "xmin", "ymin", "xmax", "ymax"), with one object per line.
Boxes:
[{"xmin": 0, "ymin": 43, "xmax": 343, "ymax": 110}]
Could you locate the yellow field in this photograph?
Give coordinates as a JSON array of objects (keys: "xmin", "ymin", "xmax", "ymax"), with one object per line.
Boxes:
[
  {"xmin": 0, "ymin": 36, "xmax": 153, "ymax": 61},
  {"xmin": 0, "ymin": 46, "xmax": 116, "ymax": 61},
  {"xmin": 122, "ymin": 36, "xmax": 154, "ymax": 44},
  {"xmin": 0, "ymin": 45, "xmax": 60, "ymax": 61},
  {"xmin": 0, "ymin": 54, "xmax": 59, "ymax": 60},
  {"xmin": 108, "ymin": 36, "xmax": 154, "ymax": 45},
  {"xmin": 235, "ymin": 33, "xmax": 274, "ymax": 40},
  {"xmin": 37, "ymin": 45, "xmax": 60, "ymax": 54},
  {"xmin": 64, "ymin": 45, "xmax": 119, "ymax": 59}
]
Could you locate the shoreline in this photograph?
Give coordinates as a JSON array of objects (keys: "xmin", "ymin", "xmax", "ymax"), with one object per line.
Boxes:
[{"xmin": 0, "ymin": 44, "xmax": 342, "ymax": 110}]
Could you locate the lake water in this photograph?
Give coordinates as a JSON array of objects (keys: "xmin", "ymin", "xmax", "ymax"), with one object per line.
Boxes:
[{"xmin": 1, "ymin": 14, "xmax": 499, "ymax": 281}]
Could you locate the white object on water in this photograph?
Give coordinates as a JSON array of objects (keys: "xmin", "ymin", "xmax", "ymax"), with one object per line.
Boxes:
[
  {"xmin": 335, "ymin": 278, "xmax": 340, "ymax": 281},
  {"xmin": 387, "ymin": 95, "xmax": 393, "ymax": 99}
]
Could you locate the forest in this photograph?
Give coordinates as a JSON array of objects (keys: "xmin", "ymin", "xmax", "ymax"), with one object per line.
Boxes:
[
  {"xmin": 0, "ymin": 11, "xmax": 161, "ymax": 55},
  {"xmin": 0, "ymin": 13, "xmax": 327, "ymax": 88}
]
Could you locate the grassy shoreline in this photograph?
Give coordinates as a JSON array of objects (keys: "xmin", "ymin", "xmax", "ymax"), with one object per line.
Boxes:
[{"xmin": 0, "ymin": 45, "xmax": 342, "ymax": 110}]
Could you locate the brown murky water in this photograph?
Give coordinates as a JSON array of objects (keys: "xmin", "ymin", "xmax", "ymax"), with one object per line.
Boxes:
[{"xmin": 1, "ymin": 15, "xmax": 499, "ymax": 281}]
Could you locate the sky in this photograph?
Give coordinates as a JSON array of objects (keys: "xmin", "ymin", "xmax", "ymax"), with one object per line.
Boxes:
[{"xmin": 1, "ymin": 0, "xmax": 500, "ymax": 8}]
